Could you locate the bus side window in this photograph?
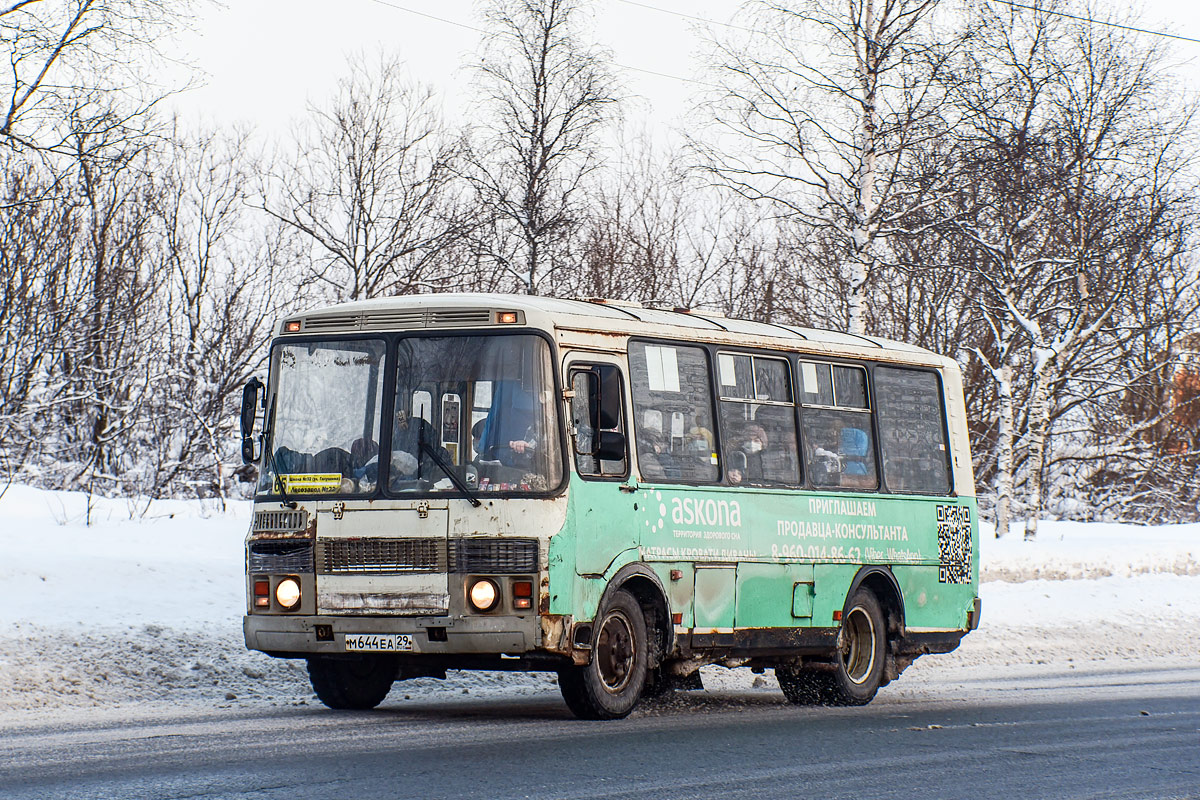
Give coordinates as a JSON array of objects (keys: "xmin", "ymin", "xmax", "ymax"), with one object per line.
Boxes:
[
  {"xmin": 874, "ymin": 367, "xmax": 952, "ymax": 494},
  {"xmin": 569, "ymin": 365, "xmax": 628, "ymax": 478},
  {"xmin": 717, "ymin": 353, "xmax": 799, "ymax": 485},
  {"xmin": 799, "ymin": 362, "xmax": 878, "ymax": 491},
  {"xmin": 629, "ymin": 342, "xmax": 718, "ymax": 483}
]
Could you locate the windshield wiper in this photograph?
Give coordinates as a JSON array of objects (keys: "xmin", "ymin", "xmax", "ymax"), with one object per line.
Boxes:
[
  {"xmin": 419, "ymin": 441, "xmax": 482, "ymax": 508},
  {"xmin": 263, "ymin": 400, "xmax": 297, "ymax": 509}
]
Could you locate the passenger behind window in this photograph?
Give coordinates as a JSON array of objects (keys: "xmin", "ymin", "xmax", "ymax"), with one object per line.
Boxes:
[
  {"xmin": 685, "ymin": 426, "xmax": 715, "ymax": 470},
  {"xmin": 391, "ymin": 409, "xmax": 451, "ymax": 485},
  {"xmin": 839, "ymin": 426, "xmax": 875, "ymax": 489},
  {"xmin": 348, "ymin": 436, "xmax": 381, "ymax": 491},
  {"xmin": 472, "ymin": 397, "xmax": 550, "ymax": 491},
  {"xmin": 639, "ymin": 429, "xmax": 679, "ymax": 480},
  {"xmin": 725, "ymin": 416, "xmax": 799, "ymax": 486},
  {"xmin": 738, "ymin": 422, "xmax": 769, "ymax": 482},
  {"xmin": 475, "ymin": 384, "xmax": 543, "ymax": 471},
  {"xmin": 471, "ymin": 419, "xmax": 486, "ymax": 460}
]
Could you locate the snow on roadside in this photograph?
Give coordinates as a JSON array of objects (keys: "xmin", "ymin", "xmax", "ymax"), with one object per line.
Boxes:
[
  {"xmin": 980, "ymin": 519, "xmax": 1200, "ymax": 582},
  {"xmin": 1, "ymin": 484, "xmax": 1198, "ymax": 716}
]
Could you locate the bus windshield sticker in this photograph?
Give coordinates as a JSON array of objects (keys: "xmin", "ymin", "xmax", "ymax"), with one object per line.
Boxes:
[
  {"xmin": 645, "ymin": 345, "xmax": 680, "ymax": 393},
  {"xmin": 278, "ymin": 473, "xmax": 343, "ymax": 494}
]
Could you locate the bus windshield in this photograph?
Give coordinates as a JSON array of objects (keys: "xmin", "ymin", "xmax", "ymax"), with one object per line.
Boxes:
[
  {"xmin": 390, "ymin": 335, "xmax": 562, "ymax": 495},
  {"xmin": 257, "ymin": 333, "xmax": 562, "ymax": 498},
  {"xmin": 258, "ymin": 338, "xmax": 387, "ymax": 497}
]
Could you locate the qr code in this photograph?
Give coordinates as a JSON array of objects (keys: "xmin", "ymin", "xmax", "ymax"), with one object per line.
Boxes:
[{"xmin": 937, "ymin": 505, "xmax": 972, "ymax": 584}]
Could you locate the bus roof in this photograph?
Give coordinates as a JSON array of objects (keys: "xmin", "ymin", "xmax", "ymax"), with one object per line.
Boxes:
[{"xmin": 281, "ymin": 293, "xmax": 950, "ymax": 367}]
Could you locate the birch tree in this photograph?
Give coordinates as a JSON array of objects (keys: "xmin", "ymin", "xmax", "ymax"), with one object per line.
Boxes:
[
  {"xmin": 698, "ymin": 0, "xmax": 956, "ymax": 334},
  {"xmin": 937, "ymin": 4, "xmax": 1194, "ymax": 538},
  {"xmin": 265, "ymin": 56, "xmax": 471, "ymax": 301},
  {"xmin": 0, "ymin": 0, "xmax": 187, "ymax": 154},
  {"xmin": 468, "ymin": 0, "xmax": 618, "ymax": 295}
]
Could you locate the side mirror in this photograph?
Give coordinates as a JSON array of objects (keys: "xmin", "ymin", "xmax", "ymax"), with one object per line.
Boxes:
[
  {"xmin": 595, "ymin": 430, "xmax": 626, "ymax": 462},
  {"xmin": 597, "ymin": 366, "xmax": 622, "ymax": 430},
  {"xmin": 240, "ymin": 377, "xmax": 264, "ymax": 464}
]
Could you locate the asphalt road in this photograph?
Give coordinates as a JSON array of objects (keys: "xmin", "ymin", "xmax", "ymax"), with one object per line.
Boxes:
[{"xmin": 2, "ymin": 665, "xmax": 1198, "ymax": 800}]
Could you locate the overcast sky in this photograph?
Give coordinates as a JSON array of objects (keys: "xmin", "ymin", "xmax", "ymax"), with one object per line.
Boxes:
[{"xmin": 170, "ymin": 0, "xmax": 1200, "ymax": 143}]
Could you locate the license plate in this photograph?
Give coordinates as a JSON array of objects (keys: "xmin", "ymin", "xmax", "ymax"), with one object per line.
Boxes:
[{"xmin": 343, "ymin": 633, "xmax": 414, "ymax": 652}]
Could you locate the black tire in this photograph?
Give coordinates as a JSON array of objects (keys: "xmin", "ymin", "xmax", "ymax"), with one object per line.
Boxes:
[
  {"xmin": 307, "ymin": 654, "xmax": 397, "ymax": 710},
  {"xmin": 558, "ymin": 590, "xmax": 649, "ymax": 720},
  {"xmin": 778, "ymin": 588, "xmax": 886, "ymax": 707},
  {"xmin": 776, "ymin": 665, "xmax": 828, "ymax": 705},
  {"xmin": 828, "ymin": 588, "xmax": 887, "ymax": 705}
]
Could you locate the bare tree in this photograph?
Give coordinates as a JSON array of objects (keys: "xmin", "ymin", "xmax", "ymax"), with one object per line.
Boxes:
[
  {"xmin": 0, "ymin": 154, "xmax": 81, "ymax": 483},
  {"xmin": 934, "ymin": 4, "xmax": 1196, "ymax": 538},
  {"xmin": 37, "ymin": 107, "xmax": 167, "ymax": 503},
  {"xmin": 468, "ymin": 0, "xmax": 618, "ymax": 295},
  {"xmin": 697, "ymin": 0, "xmax": 957, "ymax": 334},
  {"xmin": 149, "ymin": 126, "xmax": 301, "ymax": 502},
  {"xmin": 264, "ymin": 56, "xmax": 470, "ymax": 301},
  {"xmin": 0, "ymin": 0, "xmax": 188, "ymax": 155}
]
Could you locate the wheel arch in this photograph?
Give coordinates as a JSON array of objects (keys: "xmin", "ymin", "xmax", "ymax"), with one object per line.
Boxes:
[
  {"xmin": 599, "ymin": 562, "xmax": 673, "ymax": 665},
  {"xmin": 846, "ymin": 566, "xmax": 905, "ymax": 639}
]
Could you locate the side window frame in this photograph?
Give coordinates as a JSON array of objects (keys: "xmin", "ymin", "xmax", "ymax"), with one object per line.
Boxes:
[
  {"xmin": 567, "ymin": 361, "xmax": 630, "ymax": 481},
  {"xmin": 795, "ymin": 358, "xmax": 880, "ymax": 493},
  {"xmin": 714, "ymin": 349, "xmax": 801, "ymax": 487},
  {"xmin": 871, "ymin": 364, "xmax": 955, "ymax": 496},
  {"xmin": 628, "ymin": 338, "xmax": 721, "ymax": 486}
]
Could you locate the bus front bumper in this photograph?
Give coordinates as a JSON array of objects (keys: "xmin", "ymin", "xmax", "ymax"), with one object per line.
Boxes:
[{"xmin": 244, "ymin": 613, "xmax": 560, "ymax": 658}]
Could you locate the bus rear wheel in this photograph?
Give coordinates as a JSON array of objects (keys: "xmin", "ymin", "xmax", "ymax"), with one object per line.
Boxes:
[
  {"xmin": 775, "ymin": 665, "xmax": 826, "ymax": 705},
  {"xmin": 558, "ymin": 589, "xmax": 648, "ymax": 720},
  {"xmin": 307, "ymin": 654, "xmax": 397, "ymax": 710},
  {"xmin": 828, "ymin": 588, "xmax": 887, "ymax": 705},
  {"xmin": 778, "ymin": 588, "xmax": 886, "ymax": 707}
]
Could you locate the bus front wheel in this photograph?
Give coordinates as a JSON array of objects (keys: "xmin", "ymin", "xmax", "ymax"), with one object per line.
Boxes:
[
  {"xmin": 307, "ymin": 654, "xmax": 397, "ymax": 710},
  {"xmin": 778, "ymin": 588, "xmax": 886, "ymax": 707},
  {"xmin": 558, "ymin": 589, "xmax": 649, "ymax": 720}
]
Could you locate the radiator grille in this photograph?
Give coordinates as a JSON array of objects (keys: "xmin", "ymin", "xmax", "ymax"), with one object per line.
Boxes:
[
  {"xmin": 319, "ymin": 538, "xmax": 444, "ymax": 574},
  {"xmin": 428, "ymin": 309, "xmax": 493, "ymax": 327},
  {"xmin": 451, "ymin": 538, "xmax": 538, "ymax": 573},
  {"xmin": 252, "ymin": 509, "xmax": 309, "ymax": 533},
  {"xmin": 296, "ymin": 308, "xmax": 495, "ymax": 334},
  {"xmin": 248, "ymin": 540, "xmax": 314, "ymax": 573},
  {"xmin": 313, "ymin": 537, "xmax": 540, "ymax": 574}
]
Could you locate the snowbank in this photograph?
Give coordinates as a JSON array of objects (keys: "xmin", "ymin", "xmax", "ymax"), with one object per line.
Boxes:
[
  {"xmin": 981, "ymin": 519, "xmax": 1200, "ymax": 582},
  {"xmin": 1, "ymin": 484, "xmax": 1197, "ymax": 716}
]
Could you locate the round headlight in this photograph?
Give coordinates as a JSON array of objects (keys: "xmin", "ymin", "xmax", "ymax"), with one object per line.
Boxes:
[
  {"xmin": 275, "ymin": 577, "xmax": 302, "ymax": 610},
  {"xmin": 468, "ymin": 578, "xmax": 499, "ymax": 612}
]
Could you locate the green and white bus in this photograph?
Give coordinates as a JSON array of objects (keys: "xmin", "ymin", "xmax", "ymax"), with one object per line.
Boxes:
[{"xmin": 241, "ymin": 293, "xmax": 980, "ymax": 719}]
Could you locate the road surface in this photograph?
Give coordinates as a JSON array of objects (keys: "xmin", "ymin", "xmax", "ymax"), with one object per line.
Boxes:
[{"xmin": 1, "ymin": 663, "xmax": 1197, "ymax": 799}]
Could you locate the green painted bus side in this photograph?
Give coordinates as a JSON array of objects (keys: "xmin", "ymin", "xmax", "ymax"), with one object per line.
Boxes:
[{"xmin": 550, "ymin": 479, "xmax": 977, "ymax": 634}]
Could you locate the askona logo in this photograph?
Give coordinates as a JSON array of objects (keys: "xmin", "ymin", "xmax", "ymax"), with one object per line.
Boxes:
[{"xmin": 670, "ymin": 496, "xmax": 742, "ymax": 527}]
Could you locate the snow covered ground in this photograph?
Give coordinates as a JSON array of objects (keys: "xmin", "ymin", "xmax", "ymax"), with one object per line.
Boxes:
[{"xmin": 1, "ymin": 484, "xmax": 1198, "ymax": 717}]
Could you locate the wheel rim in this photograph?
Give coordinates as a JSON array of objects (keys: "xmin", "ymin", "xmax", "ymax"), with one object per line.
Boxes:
[
  {"xmin": 839, "ymin": 605, "xmax": 876, "ymax": 685},
  {"xmin": 596, "ymin": 609, "xmax": 636, "ymax": 693}
]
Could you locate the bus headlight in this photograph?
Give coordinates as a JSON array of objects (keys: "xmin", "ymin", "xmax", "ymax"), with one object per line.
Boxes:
[
  {"xmin": 468, "ymin": 578, "xmax": 499, "ymax": 612},
  {"xmin": 275, "ymin": 577, "xmax": 302, "ymax": 610}
]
